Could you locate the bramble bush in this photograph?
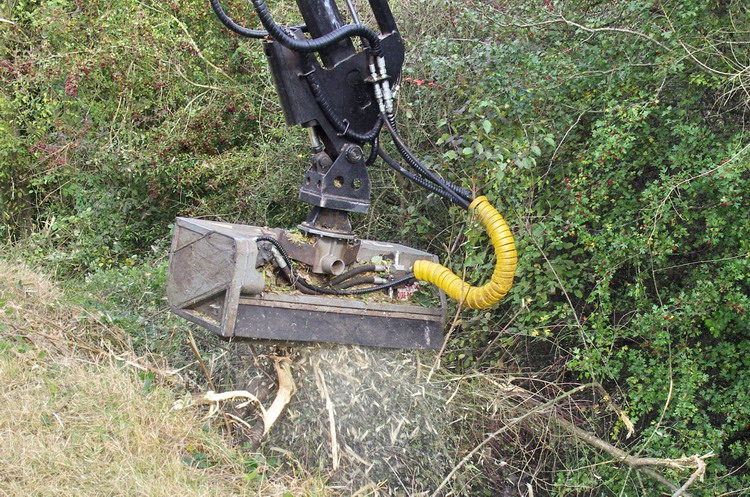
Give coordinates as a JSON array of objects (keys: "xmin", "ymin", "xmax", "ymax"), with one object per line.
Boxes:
[
  {"xmin": 1, "ymin": 0, "xmax": 308, "ymax": 272},
  {"xmin": 399, "ymin": 1, "xmax": 749, "ymax": 494}
]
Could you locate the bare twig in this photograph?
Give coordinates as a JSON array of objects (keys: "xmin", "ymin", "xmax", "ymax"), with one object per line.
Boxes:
[
  {"xmin": 314, "ymin": 361, "xmax": 340, "ymax": 470},
  {"xmin": 501, "ymin": 15, "xmax": 670, "ymax": 51},
  {"xmin": 679, "ymin": 41, "xmax": 736, "ymax": 76},
  {"xmin": 427, "ymin": 301, "xmax": 463, "ymax": 382},
  {"xmin": 718, "ymin": 486, "xmax": 750, "ymax": 496},
  {"xmin": 473, "ymin": 305, "xmax": 524, "ymax": 367},
  {"xmin": 652, "ymin": 253, "xmax": 749, "ymax": 273},
  {"xmin": 186, "ymin": 329, "xmax": 216, "ymax": 391},
  {"xmin": 649, "ymin": 140, "xmax": 750, "ymax": 242},
  {"xmin": 174, "ymin": 65, "xmax": 229, "ymax": 93},
  {"xmin": 671, "ymin": 456, "xmax": 707, "ymax": 497},
  {"xmin": 224, "ymin": 411, "xmax": 255, "ymax": 433},
  {"xmin": 186, "ymin": 329, "xmax": 232, "ymax": 433},
  {"xmin": 526, "ymin": 224, "xmax": 601, "ymax": 385},
  {"xmin": 427, "ymin": 240, "xmax": 474, "ymax": 381},
  {"xmin": 544, "ymin": 109, "xmax": 588, "ymax": 177},
  {"xmin": 431, "ymin": 383, "xmax": 597, "ymax": 497},
  {"xmin": 558, "ymin": 15, "xmax": 671, "ymax": 52},
  {"xmin": 642, "ymin": 467, "xmax": 686, "ymax": 495}
]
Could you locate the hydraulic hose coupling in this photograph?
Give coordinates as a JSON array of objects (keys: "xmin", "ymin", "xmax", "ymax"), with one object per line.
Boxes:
[{"xmin": 413, "ymin": 196, "xmax": 517, "ymax": 309}]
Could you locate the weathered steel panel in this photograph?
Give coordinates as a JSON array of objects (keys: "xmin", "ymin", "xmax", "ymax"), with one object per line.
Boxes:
[{"xmin": 167, "ymin": 217, "xmax": 445, "ymax": 349}]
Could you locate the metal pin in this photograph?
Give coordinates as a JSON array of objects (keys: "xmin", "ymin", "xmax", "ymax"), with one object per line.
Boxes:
[{"xmin": 344, "ymin": 0, "xmax": 361, "ymax": 25}]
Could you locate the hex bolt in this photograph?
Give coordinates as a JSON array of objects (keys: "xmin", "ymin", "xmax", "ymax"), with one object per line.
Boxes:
[{"xmin": 345, "ymin": 145, "xmax": 364, "ymax": 163}]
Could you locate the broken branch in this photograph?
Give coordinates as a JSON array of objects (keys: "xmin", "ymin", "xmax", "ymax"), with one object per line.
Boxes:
[{"xmin": 263, "ymin": 356, "xmax": 296, "ymax": 435}]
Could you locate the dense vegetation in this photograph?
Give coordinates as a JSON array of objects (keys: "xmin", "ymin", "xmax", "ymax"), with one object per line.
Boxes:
[{"xmin": 2, "ymin": 0, "xmax": 749, "ymax": 495}]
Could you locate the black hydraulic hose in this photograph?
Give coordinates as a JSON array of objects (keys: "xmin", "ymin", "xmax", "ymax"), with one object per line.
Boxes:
[
  {"xmin": 306, "ymin": 70, "xmax": 383, "ymax": 143},
  {"xmin": 383, "ymin": 120, "xmax": 470, "ymax": 209},
  {"xmin": 210, "ymin": 0, "xmax": 309, "ymax": 38},
  {"xmin": 384, "ymin": 113, "xmax": 473, "ymax": 205},
  {"xmin": 327, "ymin": 264, "xmax": 379, "ymax": 287},
  {"xmin": 366, "ymin": 136, "xmax": 379, "ymax": 167},
  {"xmin": 209, "ymin": 0, "xmax": 268, "ymax": 39},
  {"xmin": 256, "ymin": 236, "xmax": 413, "ymax": 295},
  {"xmin": 335, "ymin": 276, "xmax": 380, "ymax": 289},
  {"xmin": 346, "ymin": 274, "xmax": 415, "ymax": 295},
  {"xmin": 386, "ymin": 114, "xmax": 473, "ymax": 203},
  {"xmin": 378, "ymin": 148, "xmax": 459, "ymax": 201},
  {"xmin": 250, "ymin": 0, "xmax": 383, "ymax": 56}
]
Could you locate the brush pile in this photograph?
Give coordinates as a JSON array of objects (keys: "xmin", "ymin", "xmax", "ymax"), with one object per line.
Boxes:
[{"xmin": 262, "ymin": 344, "xmax": 463, "ymax": 495}]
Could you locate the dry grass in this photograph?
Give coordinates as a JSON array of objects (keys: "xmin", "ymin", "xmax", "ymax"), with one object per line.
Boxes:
[
  {"xmin": 0, "ymin": 261, "xmax": 326, "ymax": 496},
  {"xmin": 0, "ymin": 261, "xmax": 565, "ymax": 496}
]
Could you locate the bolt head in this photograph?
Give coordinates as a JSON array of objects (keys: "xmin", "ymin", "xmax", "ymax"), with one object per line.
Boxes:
[{"xmin": 345, "ymin": 146, "xmax": 364, "ymax": 163}]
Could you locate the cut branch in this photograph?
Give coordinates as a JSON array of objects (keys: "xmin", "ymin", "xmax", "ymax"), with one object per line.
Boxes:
[
  {"xmin": 503, "ymin": 383, "xmax": 712, "ymax": 496},
  {"xmin": 672, "ymin": 457, "xmax": 707, "ymax": 497},
  {"xmin": 173, "ymin": 355, "xmax": 295, "ymax": 449},
  {"xmin": 263, "ymin": 356, "xmax": 296, "ymax": 435},
  {"xmin": 555, "ymin": 414, "xmax": 710, "ymax": 472}
]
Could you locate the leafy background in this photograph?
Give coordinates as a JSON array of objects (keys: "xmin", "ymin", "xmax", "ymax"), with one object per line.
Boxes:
[{"xmin": 2, "ymin": 0, "xmax": 749, "ymax": 495}]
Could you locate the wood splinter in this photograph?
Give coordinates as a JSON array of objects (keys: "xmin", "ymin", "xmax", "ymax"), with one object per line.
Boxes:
[{"xmin": 174, "ymin": 355, "xmax": 296, "ymax": 448}]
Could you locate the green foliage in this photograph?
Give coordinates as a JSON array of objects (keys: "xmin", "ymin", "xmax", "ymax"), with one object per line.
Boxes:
[
  {"xmin": 402, "ymin": 1, "xmax": 750, "ymax": 494},
  {"xmin": 3, "ymin": 0, "xmax": 750, "ymax": 494},
  {"xmin": 1, "ymin": 0, "xmax": 306, "ymax": 271}
]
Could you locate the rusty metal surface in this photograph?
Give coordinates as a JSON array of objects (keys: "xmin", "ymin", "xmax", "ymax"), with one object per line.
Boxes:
[{"xmin": 278, "ymin": 230, "xmax": 361, "ymax": 273}]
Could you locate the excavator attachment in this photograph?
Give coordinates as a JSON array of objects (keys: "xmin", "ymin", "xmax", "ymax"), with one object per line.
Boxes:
[
  {"xmin": 165, "ymin": 0, "xmax": 517, "ymax": 350},
  {"xmin": 167, "ymin": 217, "xmax": 445, "ymax": 349}
]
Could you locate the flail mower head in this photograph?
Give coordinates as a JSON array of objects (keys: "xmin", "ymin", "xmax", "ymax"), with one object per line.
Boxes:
[{"xmin": 167, "ymin": 217, "xmax": 445, "ymax": 349}]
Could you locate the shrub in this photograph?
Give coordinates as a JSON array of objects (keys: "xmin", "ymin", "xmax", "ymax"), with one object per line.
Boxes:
[{"xmin": 405, "ymin": 1, "xmax": 750, "ymax": 493}]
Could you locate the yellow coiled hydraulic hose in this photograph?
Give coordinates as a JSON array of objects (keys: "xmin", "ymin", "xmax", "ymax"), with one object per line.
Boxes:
[{"xmin": 413, "ymin": 196, "xmax": 517, "ymax": 309}]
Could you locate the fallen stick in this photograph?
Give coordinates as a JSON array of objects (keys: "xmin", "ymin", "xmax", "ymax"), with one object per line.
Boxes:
[
  {"xmin": 314, "ymin": 360, "xmax": 340, "ymax": 469},
  {"xmin": 173, "ymin": 355, "xmax": 295, "ymax": 447}
]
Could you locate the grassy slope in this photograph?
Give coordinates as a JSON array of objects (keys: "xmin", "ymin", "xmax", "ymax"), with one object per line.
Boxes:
[{"xmin": 0, "ymin": 261, "xmax": 326, "ymax": 496}]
